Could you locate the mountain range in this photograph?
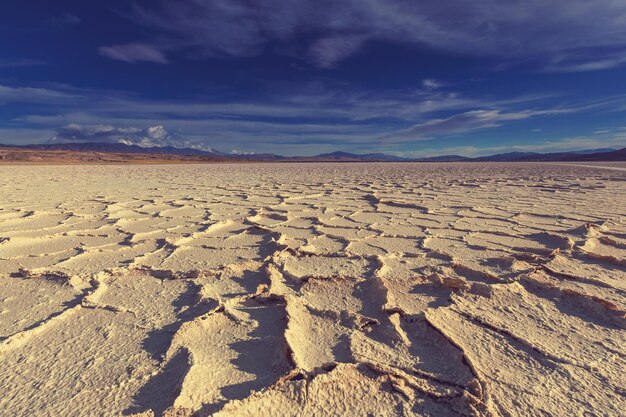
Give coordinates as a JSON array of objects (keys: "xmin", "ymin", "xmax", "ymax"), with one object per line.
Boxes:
[{"xmin": 0, "ymin": 142, "xmax": 624, "ymax": 163}]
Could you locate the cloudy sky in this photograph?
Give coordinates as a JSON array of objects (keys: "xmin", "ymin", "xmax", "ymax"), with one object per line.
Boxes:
[{"xmin": 1, "ymin": 0, "xmax": 626, "ymax": 156}]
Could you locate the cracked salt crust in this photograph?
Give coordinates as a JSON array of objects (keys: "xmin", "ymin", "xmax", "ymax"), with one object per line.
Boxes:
[{"xmin": 0, "ymin": 162, "xmax": 625, "ymax": 416}]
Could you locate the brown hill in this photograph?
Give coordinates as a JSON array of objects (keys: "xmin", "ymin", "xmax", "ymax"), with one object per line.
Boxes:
[{"xmin": 0, "ymin": 147, "xmax": 232, "ymax": 164}]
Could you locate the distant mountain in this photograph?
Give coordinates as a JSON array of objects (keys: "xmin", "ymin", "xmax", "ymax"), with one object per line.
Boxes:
[
  {"xmin": 299, "ymin": 151, "xmax": 414, "ymax": 162},
  {"xmin": 305, "ymin": 148, "xmax": 623, "ymax": 162},
  {"xmin": 568, "ymin": 147, "xmax": 626, "ymax": 161},
  {"xmin": 1, "ymin": 142, "xmax": 624, "ymax": 163},
  {"xmin": 0, "ymin": 144, "xmax": 231, "ymax": 164},
  {"xmin": 473, "ymin": 148, "xmax": 623, "ymax": 162},
  {"xmin": 474, "ymin": 152, "xmax": 540, "ymax": 162},
  {"xmin": 5, "ymin": 142, "xmax": 226, "ymax": 157},
  {"xmin": 570, "ymin": 148, "xmax": 616, "ymax": 155},
  {"xmin": 414, "ymin": 155, "xmax": 471, "ymax": 162},
  {"xmin": 233, "ymin": 153, "xmax": 285, "ymax": 161}
]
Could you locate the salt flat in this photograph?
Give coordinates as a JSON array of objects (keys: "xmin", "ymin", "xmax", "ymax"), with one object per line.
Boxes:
[{"xmin": 0, "ymin": 163, "xmax": 625, "ymax": 417}]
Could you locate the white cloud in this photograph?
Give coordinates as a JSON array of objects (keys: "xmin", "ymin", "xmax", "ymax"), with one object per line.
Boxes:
[
  {"xmin": 52, "ymin": 123, "xmax": 191, "ymax": 148},
  {"xmin": 229, "ymin": 149, "xmax": 256, "ymax": 155},
  {"xmin": 422, "ymin": 79, "xmax": 445, "ymax": 90},
  {"xmin": 98, "ymin": 43, "xmax": 168, "ymax": 64}
]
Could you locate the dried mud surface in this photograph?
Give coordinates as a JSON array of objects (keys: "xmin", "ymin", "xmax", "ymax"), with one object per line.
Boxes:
[{"xmin": 1, "ymin": 162, "xmax": 625, "ymax": 417}]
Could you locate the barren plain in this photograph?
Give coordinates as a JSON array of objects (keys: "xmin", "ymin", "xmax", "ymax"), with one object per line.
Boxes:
[{"xmin": 0, "ymin": 162, "xmax": 625, "ymax": 417}]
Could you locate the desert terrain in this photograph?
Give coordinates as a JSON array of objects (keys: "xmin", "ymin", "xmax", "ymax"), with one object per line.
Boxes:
[
  {"xmin": 0, "ymin": 147, "xmax": 231, "ymax": 164},
  {"xmin": 0, "ymin": 162, "xmax": 624, "ymax": 417}
]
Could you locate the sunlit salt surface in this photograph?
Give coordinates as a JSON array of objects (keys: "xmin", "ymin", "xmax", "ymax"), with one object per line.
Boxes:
[{"xmin": 1, "ymin": 162, "xmax": 625, "ymax": 416}]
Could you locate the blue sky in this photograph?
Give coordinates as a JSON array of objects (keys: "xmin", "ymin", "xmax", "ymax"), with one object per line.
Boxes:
[{"xmin": 1, "ymin": 0, "xmax": 626, "ymax": 156}]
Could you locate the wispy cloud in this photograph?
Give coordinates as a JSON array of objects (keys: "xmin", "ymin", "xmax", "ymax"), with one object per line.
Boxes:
[
  {"xmin": 3, "ymin": 80, "xmax": 625, "ymax": 155},
  {"xmin": 103, "ymin": 0, "xmax": 626, "ymax": 71},
  {"xmin": 381, "ymin": 109, "xmax": 572, "ymax": 141},
  {"xmin": 540, "ymin": 48, "xmax": 626, "ymax": 73},
  {"xmin": 98, "ymin": 43, "xmax": 169, "ymax": 64},
  {"xmin": 53, "ymin": 123, "xmax": 141, "ymax": 142},
  {"xmin": 308, "ymin": 35, "xmax": 370, "ymax": 68},
  {"xmin": 8, "ymin": 80, "xmax": 516, "ymax": 123},
  {"xmin": 50, "ymin": 13, "xmax": 81, "ymax": 27},
  {"xmin": 0, "ymin": 84, "xmax": 78, "ymax": 104},
  {"xmin": 0, "ymin": 59, "xmax": 46, "ymax": 68}
]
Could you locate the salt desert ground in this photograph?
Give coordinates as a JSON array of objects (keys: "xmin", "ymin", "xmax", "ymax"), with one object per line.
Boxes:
[{"xmin": 1, "ymin": 162, "xmax": 625, "ymax": 417}]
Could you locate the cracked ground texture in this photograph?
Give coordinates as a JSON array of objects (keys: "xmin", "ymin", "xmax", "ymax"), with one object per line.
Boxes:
[{"xmin": 0, "ymin": 162, "xmax": 625, "ymax": 417}]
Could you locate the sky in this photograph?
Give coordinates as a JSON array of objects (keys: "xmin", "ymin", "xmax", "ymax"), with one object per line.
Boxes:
[{"xmin": 1, "ymin": 0, "xmax": 626, "ymax": 157}]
